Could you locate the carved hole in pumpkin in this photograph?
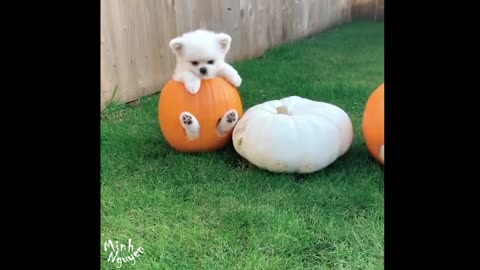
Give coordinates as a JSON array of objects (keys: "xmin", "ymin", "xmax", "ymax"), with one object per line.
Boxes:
[{"xmin": 216, "ymin": 118, "xmax": 227, "ymax": 137}]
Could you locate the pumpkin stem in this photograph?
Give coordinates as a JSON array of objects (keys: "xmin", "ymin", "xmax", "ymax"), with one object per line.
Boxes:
[{"xmin": 276, "ymin": 106, "xmax": 289, "ymax": 115}]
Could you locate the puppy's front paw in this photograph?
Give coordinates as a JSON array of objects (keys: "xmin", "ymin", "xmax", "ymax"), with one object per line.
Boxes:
[
  {"xmin": 230, "ymin": 73, "xmax": 242, "ymax": 87},
  {"xmin": 184, "ymin": 79, "xmax": 201, "ymax": 94}
]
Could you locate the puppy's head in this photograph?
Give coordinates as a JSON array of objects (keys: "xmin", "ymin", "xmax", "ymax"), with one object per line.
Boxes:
[{"xmin": 169, "ymin": 30, "xmax": 232, "ymax": 78}]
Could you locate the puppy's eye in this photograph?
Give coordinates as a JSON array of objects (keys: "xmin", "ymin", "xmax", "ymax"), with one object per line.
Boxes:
[
  {"xmin": 207, "ymin": 60, "xmax": 215, "ymax": 64},
  {"xmin": 191, "ymin": 61, "xmax": 199, "ymax": 66}
]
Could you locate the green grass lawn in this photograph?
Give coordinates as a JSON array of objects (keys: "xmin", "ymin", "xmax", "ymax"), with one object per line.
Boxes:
[{"xmin": 101, "ymin": 21, "xmax": 384, "ymax": 270}]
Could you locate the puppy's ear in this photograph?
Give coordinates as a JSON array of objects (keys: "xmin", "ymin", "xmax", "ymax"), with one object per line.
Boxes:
[
  {"xmin": 169, "ymin": 37, "xmax": 183, "ymax": 54},
  {"xmin": 216, "ymin": 33, "xmax": 232, "ymax": 52}
]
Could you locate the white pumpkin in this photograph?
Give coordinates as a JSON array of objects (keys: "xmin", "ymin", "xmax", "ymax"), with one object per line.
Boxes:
[{"xmin": 232, "ymin": 96, "xmax": 354, "ymax": 173}]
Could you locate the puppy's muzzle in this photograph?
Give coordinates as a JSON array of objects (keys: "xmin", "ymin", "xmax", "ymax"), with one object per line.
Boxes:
[{"xmin": 199, "ymin": 67, "xmax": 207, "ymax": 75}]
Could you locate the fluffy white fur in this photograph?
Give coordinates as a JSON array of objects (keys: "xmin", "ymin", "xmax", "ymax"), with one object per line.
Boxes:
[{"xmin": 169, "ymin": 29, "xmax": 242, "ymax": 94}]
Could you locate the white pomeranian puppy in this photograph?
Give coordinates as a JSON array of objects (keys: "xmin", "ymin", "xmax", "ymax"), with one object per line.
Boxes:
[
  {"xmin": 166, "ymin": 29, "xmax": 242, "ymax": 141},
  {"xmin": 169, "ymin": 29, "xmax": 242, "ymax": 94}
]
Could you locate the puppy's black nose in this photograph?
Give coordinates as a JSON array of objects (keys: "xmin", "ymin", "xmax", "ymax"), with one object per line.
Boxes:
[{"xmin": 199, "ymin": 67, "xmax": 207, "ymax": 74}]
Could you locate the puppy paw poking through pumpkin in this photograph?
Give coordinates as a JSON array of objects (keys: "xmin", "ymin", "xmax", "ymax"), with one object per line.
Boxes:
[
  {"xmin": 179, "ymin": 112, "xmax": 200, "ymax": 140},
  {"xmin": 216, "ymin": 109, "xmax": 238, "ymax": 136}
]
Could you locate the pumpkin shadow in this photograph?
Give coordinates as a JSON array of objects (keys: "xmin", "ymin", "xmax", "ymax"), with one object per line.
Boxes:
[
  {"xmin": 220, "ymin": 142, "xmax": 255, "ymax": 171},
  {"xmin": 220, "ymin": 141, "xmax": 376, "ymax": 184}
]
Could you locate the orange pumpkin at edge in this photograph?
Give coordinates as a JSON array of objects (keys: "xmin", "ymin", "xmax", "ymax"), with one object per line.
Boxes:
[
  {"xmin": 158, "ymin": 78, "xmax": 243, "ymax": 152},
  {"xmin": 362, "ymin": 83, "xmax": 384, "ymax": 165}
]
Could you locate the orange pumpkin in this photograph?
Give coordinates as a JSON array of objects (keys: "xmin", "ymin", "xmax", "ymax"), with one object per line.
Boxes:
[
  {"xmin": 362, "ymin": 83, "xmax": 384, "ymax": 165},
  {"xmin": 158, "ymin": 78, "xmax": 243, "ymax": 152}
]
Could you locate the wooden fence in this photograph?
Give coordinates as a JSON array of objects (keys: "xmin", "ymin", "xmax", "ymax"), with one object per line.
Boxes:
[
  {"xmin": 352, "ymin": 0, "xmax": 384, "ymax": 20},
  {"xmin": 101, "ymin": 0, "xmax": 383, "ymax": 111}
]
